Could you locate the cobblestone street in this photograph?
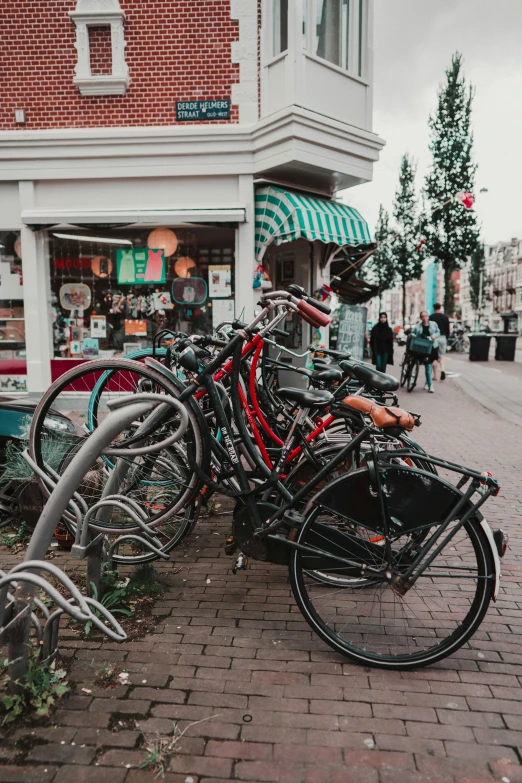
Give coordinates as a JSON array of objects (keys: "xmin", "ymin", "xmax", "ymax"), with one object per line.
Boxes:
[{"xmin": 1, "ymin": 361, "xmax": 522, "ymax": 783}]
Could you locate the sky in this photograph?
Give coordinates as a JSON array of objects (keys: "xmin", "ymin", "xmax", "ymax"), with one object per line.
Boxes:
[{"xmin": 341, "ymin": 0, "xmax": 522, "ymax": 245}]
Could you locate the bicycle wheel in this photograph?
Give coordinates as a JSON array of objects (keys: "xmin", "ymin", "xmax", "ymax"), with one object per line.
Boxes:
[
  {"xmin": 457, "ymin": 337, "xmax": 469, "ymax": 354},
  {"xmin": 290, "ymin": 468, "xmax": 495, "ymax": 669},
  {"xmin": 29, "ymin": 359, "xmax": 206, "ymax": 532},
  {"xmin": 400, "ymin": 358, "xmax": 410, "ymax": 388},
  {"xmin": 407, "ymin": 359, "xmax": 419, "ymax": 392}
]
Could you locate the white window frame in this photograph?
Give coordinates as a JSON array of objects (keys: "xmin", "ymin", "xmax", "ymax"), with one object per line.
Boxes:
[
  {"xmin": 303, "ymin": 0, "xmax": 368, "ymax": 81},
  {"xmin": 69, "ymin": 0, "xmax": 129, "ymax": 97}
]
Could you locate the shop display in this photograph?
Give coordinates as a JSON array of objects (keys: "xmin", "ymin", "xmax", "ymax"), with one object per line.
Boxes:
[
  {"xmin": 0, "ymin": 375, "xmax": 27, "ymax": 392},
  {"xmin": 0, "ymin": 320, "xmax": 25, "ymax": 342},
  {"xmin": 49, "ymin": 228, "xmax": 235, "ymax": 362},
  {"xmin": 212, "ymin": 298, "xmax": 235, "ymax": 328},
  {"xmin": 253, "ymin": 263, "xmax": 272, "ymax": 290}
]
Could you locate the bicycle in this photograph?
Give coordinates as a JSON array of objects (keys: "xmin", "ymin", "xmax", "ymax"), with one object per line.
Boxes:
[{"xmin": 400, "ymin": 350, "xmax": 420, "ymax": 392}]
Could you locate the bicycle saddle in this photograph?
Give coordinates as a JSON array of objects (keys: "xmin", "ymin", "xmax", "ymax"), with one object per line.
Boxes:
[
  {"xmin": 341, "ymin": 395, "xmax": 417, "ymax": 431},
  {"xmin": 276, "ymin": 387, "xmax": 333, "ymax": 408},
  {"xmin": 312, "ymin": 348, "xmax": 352, "ymax": 361},
  {"xmin": 310, "ymin": 368, "xmax": 343, "ymax": 383},
  {"xmin": 339, "ymin": 361, "xmax": 399, "ymax": 392}
]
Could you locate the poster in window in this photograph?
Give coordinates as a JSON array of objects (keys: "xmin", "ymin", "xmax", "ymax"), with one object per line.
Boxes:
[
  {"xmin": 124, "ymin": 319, "xmax": 148, "ymax": 337},
  {"xmin": 212, "ymin": 298, "xmax": 235, "ymax": 328},
  {"xmin": 336, "ymin": 305, "xmax": 367, "ymax": 361},
  {"xmin": 153, "ymin": 291, "xmax": 173, "ymax": 311},
  {"xmin": 116, "ymin": 248, "xmax": 166, "ymax": 285},
  {"xmin": 172, "ymin": 277, "xmax": 208, "ymax": 305},
  {"xmin": 208, "ymin": 265, "xmax": 231, "ymax": 297},
  {"xmin": 59, "ymin": 283, "xmax": 92, "ymax": 311},
  {"xmin": 82, "ymin": 338, "xmax": 100, "ymax": 359},
  {"xmin": 90, "ymin": 315, "xmax": 107, "ymax": 338}
]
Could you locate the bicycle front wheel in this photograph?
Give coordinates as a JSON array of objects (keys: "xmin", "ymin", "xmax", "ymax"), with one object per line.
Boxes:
[{"xmin": 290, "ymin": 473, "xmax": 495, "ymax": 669}]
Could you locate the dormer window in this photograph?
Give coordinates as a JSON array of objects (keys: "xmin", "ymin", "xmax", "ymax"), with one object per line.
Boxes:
[{"xmin": 69, "ymin": 0, "xmax": 129, "ymax": 96}]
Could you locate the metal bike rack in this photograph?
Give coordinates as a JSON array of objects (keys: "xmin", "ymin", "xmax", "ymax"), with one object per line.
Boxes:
[{"xmin": 3, "ymin": 393, "xmax": 188, "ymax": 690}]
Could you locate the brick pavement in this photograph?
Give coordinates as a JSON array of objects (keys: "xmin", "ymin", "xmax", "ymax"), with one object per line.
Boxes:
[{"xmin": 1, "ymin": 368, "xmax": 522, "ymax": 783}]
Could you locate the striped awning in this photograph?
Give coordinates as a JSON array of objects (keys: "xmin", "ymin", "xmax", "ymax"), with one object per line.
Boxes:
[{"xmin": 255, "ymin": 186, "xmax": 371, "ymax": 260}]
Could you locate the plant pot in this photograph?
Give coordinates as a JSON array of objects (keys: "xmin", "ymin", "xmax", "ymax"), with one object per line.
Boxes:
[{"xmin": 54, "ymin": 523, "xmax": 74, "ymax": 549}]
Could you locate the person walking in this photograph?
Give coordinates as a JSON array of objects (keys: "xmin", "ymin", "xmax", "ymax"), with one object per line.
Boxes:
[
  {"xmin": 412, "ymin": 310, "xmax": 440, "ymax": 392},
  {"xmin": 430, "ymin": 302, "xmax": 450, "ymax": 381},
  {"xmin": 370, "ymin": 312, "xmax": 394, "ymax": 373}
]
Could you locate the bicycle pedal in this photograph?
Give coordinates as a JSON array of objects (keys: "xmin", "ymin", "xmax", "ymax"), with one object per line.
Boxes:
[
  {"xmin": 232, "ymin": 554, "xmax": 248, "ymax": 574},
  {"xmin": 225, "ymin": 536, "xmax": 238, "ymax": 556}
]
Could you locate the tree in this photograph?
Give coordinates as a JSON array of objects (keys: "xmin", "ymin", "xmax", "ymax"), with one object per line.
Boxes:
[
  {"xmin": 364, "ymin": 205, "xmax": 395, "ymax": 311},
  {"xmin": 392, "ymin": 154, "xmax": 424, "ymax": 325},
  {"xmin": 468, "ymin": 243, "xmax": 485, "ymax": 313},
  {"xmin": 424, "ymin": 52, "xmax": 480, "ymax": 314}
]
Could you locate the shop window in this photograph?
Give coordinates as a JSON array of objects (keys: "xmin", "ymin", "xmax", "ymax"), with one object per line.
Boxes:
[
  {"xmin": 48, "ymin": 227, "xmax": 235, "ymax": 365},
  {"xmin": 273, "ymin": 0, "xmax": 289, "ymax": 56},
  {"xmin": 0, "ymin": 232, "xmax": 26, "ymax": 393}
]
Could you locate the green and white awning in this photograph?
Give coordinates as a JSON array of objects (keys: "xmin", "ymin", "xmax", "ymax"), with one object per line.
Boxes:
[{"xmin": 255, "ymin": 186, "xmax": 371, "ymax": 260}]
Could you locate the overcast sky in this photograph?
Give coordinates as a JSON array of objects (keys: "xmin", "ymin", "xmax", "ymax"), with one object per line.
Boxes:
[{"xmin": 341, "ymin": 0, "xmax": 522, "ymax": 245}]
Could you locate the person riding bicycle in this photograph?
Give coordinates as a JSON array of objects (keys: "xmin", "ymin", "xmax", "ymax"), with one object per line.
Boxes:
[{"xmin": 412, "ymin": 311, "xmax": 440, "ymax": 393}]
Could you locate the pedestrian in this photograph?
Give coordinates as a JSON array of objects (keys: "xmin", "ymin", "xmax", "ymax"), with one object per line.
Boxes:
[
  {"xmin": 412, "ymin": 310, "xmax": 440, "ymax": 393},
  {"xmin": 370, "ymin": 312, "xmax": 394, "ymax": 373},
  {"xmin": 429, "ymin": 302, "xmax": 450, "ymax": 381}
]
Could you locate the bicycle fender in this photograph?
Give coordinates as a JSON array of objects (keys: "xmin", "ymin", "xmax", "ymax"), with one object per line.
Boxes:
[{"xmin": 479, "ymin": 517, "xmax": 501, "ymax": 601}]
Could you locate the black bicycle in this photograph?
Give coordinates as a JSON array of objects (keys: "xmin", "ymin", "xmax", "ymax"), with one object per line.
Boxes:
[{"xmin": 400, "ymin": 349, "xmax": 420, "ymax": 392}]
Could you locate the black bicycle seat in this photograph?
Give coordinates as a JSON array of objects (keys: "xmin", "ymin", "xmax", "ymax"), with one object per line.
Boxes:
[
  {"xmin": 276, "ymin": 387, "xmax": 333, "ymax": 408},
  {"xmin": 340, "ymin": 361, "xmax": 399, "ymax": 392},
  {"xmin": 312, "ymin": 348, "xmax": 352, "ymax": 361},
  {"xmin": 310, "ymin": 368, "xmax": 343, "ymax": 384}
]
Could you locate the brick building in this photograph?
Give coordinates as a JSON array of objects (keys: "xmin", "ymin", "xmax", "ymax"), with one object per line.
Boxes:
[{"xmin": 0, "ymin": 0, "xmax": 384, "ymax": 393}]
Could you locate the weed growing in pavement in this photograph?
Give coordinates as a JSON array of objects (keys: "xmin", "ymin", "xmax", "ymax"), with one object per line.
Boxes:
[
  {"xmin": 84, "ymin": 582, "xmax": 133, "ymax": 637},
  {"xmin": 140, "ymin": 716, "xmax": 220, "ymax": 778},
  {"xmin": 0, "ymin": 648, "xmax": 69, "ymax": 725}
]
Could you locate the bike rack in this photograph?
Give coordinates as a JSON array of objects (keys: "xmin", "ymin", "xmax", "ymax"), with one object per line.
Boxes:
[{"xmin": 3, "ymin": 393, "xmax": 189, "ymax": 691}]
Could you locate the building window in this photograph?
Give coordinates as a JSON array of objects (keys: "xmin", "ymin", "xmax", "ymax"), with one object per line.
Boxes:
[
  {"xmin": 315, "ymin": 0, "xmax": 350, "ymax": 71},
  {"xmin": 273, "ymin": 0, "xmax": 289, "ymax": 56}
]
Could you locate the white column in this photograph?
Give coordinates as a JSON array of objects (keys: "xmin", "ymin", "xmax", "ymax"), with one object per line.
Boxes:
[
  {"xmin": 235, "ymin": 174, "xmax": 257, "ymax": 323},
  {"xmin": 19, "ymin": 182, "xmax": 52, "ymax": 395}
]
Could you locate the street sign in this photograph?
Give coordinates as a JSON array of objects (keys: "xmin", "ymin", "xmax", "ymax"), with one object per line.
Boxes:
[{"xmin": 176, "ymin": 100, "xmax": 231, "ymax": 122}]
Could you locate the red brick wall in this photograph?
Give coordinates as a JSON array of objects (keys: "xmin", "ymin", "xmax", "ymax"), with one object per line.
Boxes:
[
  {"xmin": 0, "ymin": 0, "xmax": 240, "ymax": 129},
  {"xmin": 89, "ymin": 26, "xmax": 112, "ymax": 76}
]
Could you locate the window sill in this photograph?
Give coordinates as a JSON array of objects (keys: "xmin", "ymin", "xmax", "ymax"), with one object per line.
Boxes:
[
  {"xmin": 303, "ymin": 53, "xmax": 369, "ymax": 86},
  {"xmin": 265, "ymin": 51, "xmax": 288, "ymax": 67},
  {"xmin": 74, "ymin": 76, "xmax": 130, "ymax": 97}
]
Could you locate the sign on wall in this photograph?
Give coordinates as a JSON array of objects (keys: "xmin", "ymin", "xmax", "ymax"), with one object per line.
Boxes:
[
  {"xmin": 176, "ymin": 100, "xmax": 231, "ymax": 122},
  {"xmin": 116, "ymin": 249, "xmax": 166, "ymax": 285},
  {"xmin": 336, "ymin": 305, "xmax": 367, "ymax": 361}
]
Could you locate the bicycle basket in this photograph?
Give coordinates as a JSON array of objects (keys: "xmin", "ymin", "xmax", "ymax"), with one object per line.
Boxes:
[{"xmin": 409, "ymin": 335, "xmax": 433, "ymax": 356}]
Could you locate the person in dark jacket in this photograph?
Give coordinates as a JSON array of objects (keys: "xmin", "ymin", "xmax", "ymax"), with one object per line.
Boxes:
[{"xmin": 370, "ymin": 312, "xmax": 394, "ymax": 373}]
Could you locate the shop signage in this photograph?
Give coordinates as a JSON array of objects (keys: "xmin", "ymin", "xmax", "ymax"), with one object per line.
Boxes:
[
  {"xmin": 176, "ymin": 100, "xmax": 231, "ymax": 121},
  {"xmin": 54, "ymin": 257, "xmax": 91, "ymax": 270},
  {"xmin": 116, "ymin": 248, "xmax": 166, "ymax": 285},
  {"xmin": 336, "ymin": 304, "xmax": 367, "ymax": 362}
]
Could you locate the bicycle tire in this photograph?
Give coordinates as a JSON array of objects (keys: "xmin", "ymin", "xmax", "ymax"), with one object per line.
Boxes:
[{"xmin": 407, "ymin": 359, "xmax": 419, "ymax": 392}]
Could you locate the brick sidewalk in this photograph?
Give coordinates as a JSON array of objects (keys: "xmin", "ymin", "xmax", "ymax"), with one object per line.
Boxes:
[{"xmin": 1, "ymin": 373, "xmax": 522, "ymax": 783}]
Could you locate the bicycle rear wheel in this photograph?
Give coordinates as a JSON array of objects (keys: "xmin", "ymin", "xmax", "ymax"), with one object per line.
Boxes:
[{"xmin": 290, "ymin": 468, "xmax": 495, "ymax": 669}]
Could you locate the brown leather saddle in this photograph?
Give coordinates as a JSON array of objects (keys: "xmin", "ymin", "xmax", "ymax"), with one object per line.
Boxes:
[{"xmin": 341, "ymin": 395, "xmax": 419, "ymax": 431}]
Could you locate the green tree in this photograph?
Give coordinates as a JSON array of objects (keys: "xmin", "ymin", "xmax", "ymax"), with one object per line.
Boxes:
[
  {"xmin": 424, "ymin": 52, "xmax": 480, "ymax": 314},
  {"xmin": 468, "ymin": 243, "xmax": 485, "ymax": 313},
  {"xmin": 365, "ymin": 204, "xmax": 396, "ymax": 311},
  {"xmin": 392, "ymin": 154, "xmax": 423, "ymax": 325}
]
